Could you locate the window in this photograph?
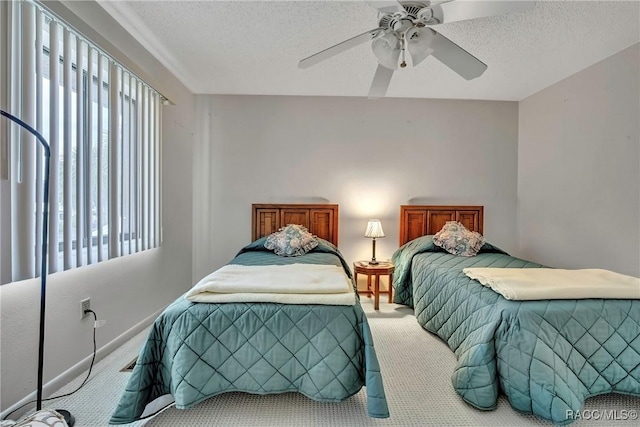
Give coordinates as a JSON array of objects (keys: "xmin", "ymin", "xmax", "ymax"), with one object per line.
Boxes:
[{"xmin": 0, "ymin": 1, "xmax": 162, "ymax": 284}]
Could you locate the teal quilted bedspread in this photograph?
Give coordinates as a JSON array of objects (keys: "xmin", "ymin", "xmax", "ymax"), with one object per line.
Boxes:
[
  {"xmin": 392, "ymin": 236, "xmax": 640, "ymax": 424},
  {"xmin": 110, "ymin": 239, "xmax": 389, "ymax": 424}
]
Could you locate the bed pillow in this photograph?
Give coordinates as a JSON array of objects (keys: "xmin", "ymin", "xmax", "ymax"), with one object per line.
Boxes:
[
  {"xmin": 264, "ymin": 224, "xmax": 319, "ymax": 256},
  {"xmin": 433, "ymin": 221, "xmax": 485, "ymax": 257}
]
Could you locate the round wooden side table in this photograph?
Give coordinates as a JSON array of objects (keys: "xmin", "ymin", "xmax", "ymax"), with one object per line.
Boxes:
[{"xmin": 353, "ymin": 261, "xmax": 394, "ymax": 310}]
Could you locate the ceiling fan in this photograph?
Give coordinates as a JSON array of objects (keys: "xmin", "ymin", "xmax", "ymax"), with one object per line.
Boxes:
[{"xmin": 298, "ymin": 1, "xmax": 536, "ymax": 98}]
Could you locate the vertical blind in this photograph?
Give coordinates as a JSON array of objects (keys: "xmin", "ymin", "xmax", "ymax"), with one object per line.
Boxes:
[{"xmin": 0, "ymin": 1, "xmax": 163, "ymax": 284}]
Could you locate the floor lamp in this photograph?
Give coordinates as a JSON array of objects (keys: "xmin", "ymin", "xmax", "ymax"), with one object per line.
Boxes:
[{"xmin": 1, "ymin": 110, "xmax": 75, "ymax": 426}]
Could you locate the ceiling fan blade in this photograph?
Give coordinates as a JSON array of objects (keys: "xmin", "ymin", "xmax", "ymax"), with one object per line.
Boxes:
[
  {"xmin": 431, "ymin": 1, "xmax": 536, "ymax": 24},
  {"xmin": 430, "ymin": 30, "xmax": 487, "ymax": 80},
  {"xmin": 298, "ymin": 28, "xmax": 384, "ymax": 69},
  {"xmin": 368, "ymin": 64, "xmax": 394, "ymax": 99},
  {"xmin": 406, "ymin": 27, "xmax": 435, "ymax": 66},
  {"xmin": 366, "ymin": 1, "xmax": 405, "ymax": 14}
]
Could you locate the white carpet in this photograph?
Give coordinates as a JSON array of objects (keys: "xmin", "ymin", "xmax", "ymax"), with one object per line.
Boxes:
[{"xmin": 41, "ymin": 297, "xmax": 640, "ymax": 426}]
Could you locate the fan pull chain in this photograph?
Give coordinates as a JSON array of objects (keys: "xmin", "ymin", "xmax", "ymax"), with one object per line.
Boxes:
[{"xmin": 400, "ymin": 34, "xmax": 407, "ymax": 68}]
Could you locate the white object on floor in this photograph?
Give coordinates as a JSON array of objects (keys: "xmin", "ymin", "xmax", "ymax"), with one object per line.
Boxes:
[{"xmin": 1, "ymin": 410, "xmax": 67, "ymax": 427}]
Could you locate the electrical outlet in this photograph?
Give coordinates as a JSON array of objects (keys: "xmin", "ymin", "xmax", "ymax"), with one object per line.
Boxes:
[{"xmin": 81, "ymin": 298, "xmax": 91, "ymax": 319}]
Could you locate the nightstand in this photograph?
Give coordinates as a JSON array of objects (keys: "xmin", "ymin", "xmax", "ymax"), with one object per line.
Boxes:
[{"xmin": 353, "ymin": 261, "xmax": 394, "ymax": 310}]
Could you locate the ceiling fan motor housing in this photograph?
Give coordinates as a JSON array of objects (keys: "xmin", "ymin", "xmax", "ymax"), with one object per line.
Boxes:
[{"xmin": 378, "ymin": 1, "xmax": 440, "ymax": 31}]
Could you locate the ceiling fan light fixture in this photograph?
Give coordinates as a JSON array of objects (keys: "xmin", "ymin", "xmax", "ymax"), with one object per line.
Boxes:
[
  {"xmin": 372, "ymin": 32, "xmax": 401, "ymax": 70},
  {"xmin": 407, "ymin": 27, "xmax": 435, "ymax": 66}
]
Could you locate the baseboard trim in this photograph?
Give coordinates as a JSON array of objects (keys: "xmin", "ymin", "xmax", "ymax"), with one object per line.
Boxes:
[{"xmin": 0, "ymin": 307, "xmax": 164, "ymax": 421}]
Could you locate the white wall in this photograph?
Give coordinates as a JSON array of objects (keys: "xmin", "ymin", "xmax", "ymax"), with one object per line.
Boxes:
[
  {"xmin": 0, "ymin": 1, "xmax": 195, "ymax": 414},
  {"xmin": 193, "ymin": 95, "xmax": 519, "ymax": 280},
  {"xmin": 518, "ymin": 43, "xmax": 640, "ymax": 276}
]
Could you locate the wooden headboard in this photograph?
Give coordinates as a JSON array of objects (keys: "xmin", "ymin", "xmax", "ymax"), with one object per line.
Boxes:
[
  {"xmin": 399, "ymin": 205, "xmax": 484, "ymax": 246},
  {"xmin": 252, "ymin": 204, "xmax": 339, "ymax": 246}
]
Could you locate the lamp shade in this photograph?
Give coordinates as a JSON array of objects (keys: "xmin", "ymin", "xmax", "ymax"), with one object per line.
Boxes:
[
  {"xmin": 364, "ymin": 219, "xmax": 385, "ymax": 238},
  {"xmin": 372, "ymin": 33, "xmax": 400, "ymax": 70},
  {"xmin": 407, "ymin": 27, "xmax": 436, "ymax": 66}
]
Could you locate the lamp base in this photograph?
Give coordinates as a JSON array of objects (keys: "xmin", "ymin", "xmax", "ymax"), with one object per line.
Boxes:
[
  {"xmin": 56, "ymin": 409, "xmax": 75, "ymax": 427},
  {"xmin": 368, "ymin": 260, "xmax": 379, "ymax": 265}
]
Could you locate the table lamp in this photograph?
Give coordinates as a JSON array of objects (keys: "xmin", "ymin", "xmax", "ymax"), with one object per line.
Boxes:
[{"xmin": 364, "ymin": 219, "xmax": 385, "ymax": 265}]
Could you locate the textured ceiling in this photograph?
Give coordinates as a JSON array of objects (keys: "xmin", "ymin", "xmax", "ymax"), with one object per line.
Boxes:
[{"xmin": 98, "ymin": 0, "xmax": 640, "ymax": 101}]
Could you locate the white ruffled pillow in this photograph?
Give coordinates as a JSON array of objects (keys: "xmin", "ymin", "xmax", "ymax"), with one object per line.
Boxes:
[{"xmin": 433, "ymin": 221, "xmax": 485, "ymax": 257}]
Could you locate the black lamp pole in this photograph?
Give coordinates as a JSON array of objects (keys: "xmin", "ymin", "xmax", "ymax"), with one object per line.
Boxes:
[
  {"xmin": 1, "ymin": 110, "xmax": 73, "ymax": 425},
  {"xmin": 1, "ymin": 110, "xmax": 50, "ymax": 412}
]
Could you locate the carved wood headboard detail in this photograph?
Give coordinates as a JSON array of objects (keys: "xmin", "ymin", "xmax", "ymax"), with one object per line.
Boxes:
[
  {"xmin": 252, "ymin": 204, "xmax": 339, "ymax": 246},
  {"xmin": 399, "ymin": 205, "xmax": 484, "ymax": 246}
]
